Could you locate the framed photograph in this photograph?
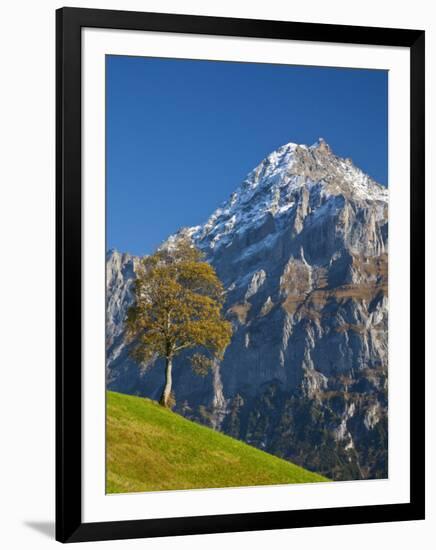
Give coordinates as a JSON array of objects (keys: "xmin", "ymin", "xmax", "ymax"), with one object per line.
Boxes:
[{"xmin": 56, "ymin": 7, "xmax": 425, "ymax": 543}]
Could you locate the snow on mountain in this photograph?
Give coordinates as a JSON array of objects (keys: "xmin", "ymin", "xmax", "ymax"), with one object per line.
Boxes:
[{"xmin": 164, "ymin": 138, "xmax": 387, "ymax": 255}]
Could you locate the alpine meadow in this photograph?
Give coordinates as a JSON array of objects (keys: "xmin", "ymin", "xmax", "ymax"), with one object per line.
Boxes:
[{"xmin": 106, "ymin": 56, "xmax": 388, "ymax": 492}]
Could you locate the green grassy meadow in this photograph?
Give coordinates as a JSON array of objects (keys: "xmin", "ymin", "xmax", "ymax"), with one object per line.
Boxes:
[{"xmin": 106, "ymin": 391, "xmax": 329, "ymax": 493}]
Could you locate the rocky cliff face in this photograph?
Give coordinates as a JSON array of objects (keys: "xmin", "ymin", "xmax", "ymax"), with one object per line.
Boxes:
[{"xmin": 106, "ymin": 139, "xmax": 388, "ymax": 481}]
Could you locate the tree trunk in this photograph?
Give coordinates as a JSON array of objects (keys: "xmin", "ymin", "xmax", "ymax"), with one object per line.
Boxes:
[{"xmin": 160, "ymin": 356, "xmax": 173, "ymax": 408}]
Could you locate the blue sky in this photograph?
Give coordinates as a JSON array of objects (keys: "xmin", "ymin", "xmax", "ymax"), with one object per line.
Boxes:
[{"xmin": 107, "ymin": 56, "xmax": 387, "ymax": 256}]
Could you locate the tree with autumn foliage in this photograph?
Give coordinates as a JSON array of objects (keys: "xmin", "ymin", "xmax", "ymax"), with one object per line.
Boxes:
[{"xmin": 126, "ymin": 238, "xmax": 232, "ymax": 408}]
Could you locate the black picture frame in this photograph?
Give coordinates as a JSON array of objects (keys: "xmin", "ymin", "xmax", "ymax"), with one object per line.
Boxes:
[{"xmin": 56, "ymin": 6, "xmax": 425, "ymax": 543}]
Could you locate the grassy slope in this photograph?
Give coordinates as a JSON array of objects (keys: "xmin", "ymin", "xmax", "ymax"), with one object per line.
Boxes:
[{"xmin": 106, "ymin": 391, "xmax": 329, "ymax": 493}]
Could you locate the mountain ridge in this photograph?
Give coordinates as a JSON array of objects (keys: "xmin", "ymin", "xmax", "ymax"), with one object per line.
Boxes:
[{"xmin": 163, "ymin": 138, "xmax": 387, "ymax": 254}]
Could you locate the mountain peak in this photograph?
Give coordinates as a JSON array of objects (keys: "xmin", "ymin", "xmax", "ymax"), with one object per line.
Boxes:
[
  {"xmin": 310, "ymin": 137, "xmax": 331, "ymax": 154},
  {"xmin": 189, "ymin": 139, "xmax": 387, "ymax": 251}
]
